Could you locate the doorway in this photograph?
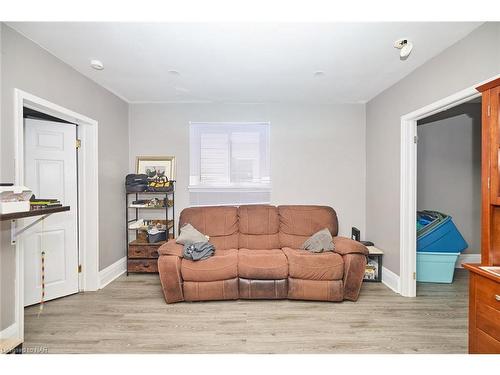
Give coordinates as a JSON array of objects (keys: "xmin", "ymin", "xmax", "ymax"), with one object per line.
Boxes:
[
  {"xmin": 399, "ymin": 74, "xmax": 500, "ymax": 297},
  {"xmin": 415, "ymin": 98, "xmax": 482, "ymax": 291},
  {"xmin": 11, "ymin": 89, "xmax": 100, "ymax": 344},
  {"xmin": 23, "ymin": 115, "xmax": 80, "ymax": 306}
]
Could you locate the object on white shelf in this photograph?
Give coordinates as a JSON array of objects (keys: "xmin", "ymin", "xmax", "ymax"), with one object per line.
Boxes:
[
  {"xmin": 128, "ymin": 219, "xmax": 145, "ymax": 230},
  {"xmin": 0, "ymin": 185, "xmax": 32, "ymax": 214}
]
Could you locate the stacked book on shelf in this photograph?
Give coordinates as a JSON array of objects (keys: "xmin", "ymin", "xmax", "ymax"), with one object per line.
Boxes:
[{"xmin": 30, "ymin": 198, "xmax": 62, "ymax": 210}]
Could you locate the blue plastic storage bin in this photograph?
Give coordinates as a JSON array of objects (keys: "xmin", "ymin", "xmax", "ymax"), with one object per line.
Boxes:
[
  {"xmin": 416, "ymin": 252, "xmax": 459, "ymax": 283},
  {"xmin": 417, "ymin": 215, "xmax": 468, "ymax": 253}
]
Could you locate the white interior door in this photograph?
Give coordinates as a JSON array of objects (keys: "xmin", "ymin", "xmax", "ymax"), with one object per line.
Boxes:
[{"xmin": 23, "ymin": 118, "xmax": 79, "ymax": 306}]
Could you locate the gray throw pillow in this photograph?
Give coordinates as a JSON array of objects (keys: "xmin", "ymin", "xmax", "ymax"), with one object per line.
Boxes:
[
  {"xmin": 300, "ymin": 228, "xmax": 335, "ymax": 253},
  {"xmin": 176, "ymin": 223, "xmax": 209, "ymax": 245}
]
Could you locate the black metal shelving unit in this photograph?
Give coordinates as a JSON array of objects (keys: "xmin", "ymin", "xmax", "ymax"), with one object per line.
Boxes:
[{"xmin": 125, "ymin": 181, "xmax": 175, "ymax": 275}]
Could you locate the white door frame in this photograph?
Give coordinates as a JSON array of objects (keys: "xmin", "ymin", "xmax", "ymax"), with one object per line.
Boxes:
[
  {"xmin": 399, "ymin": 74, "xmax": 500, "ymax": 297},
  {"xmin": 13, "ymin": 89, "xmax": 99, "ymax": 340}
]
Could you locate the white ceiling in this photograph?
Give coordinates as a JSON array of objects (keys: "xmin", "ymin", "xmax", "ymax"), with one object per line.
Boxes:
[{"xmin": 8, "ymin": 22, "xmax": 482, "ymax": 104}]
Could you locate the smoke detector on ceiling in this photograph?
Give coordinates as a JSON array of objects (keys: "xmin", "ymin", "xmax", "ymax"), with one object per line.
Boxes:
[
  {"xmin": 394, "ymin": 38, "xmax": 413, "ymax": 59},
  {"xmin": 90, "ymin": 59, "xmax": 104, "ymax": 70}
]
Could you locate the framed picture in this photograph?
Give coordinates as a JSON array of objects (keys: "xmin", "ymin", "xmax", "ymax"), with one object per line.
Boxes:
[{"xmin": 136, "ymin": 156, "xmax": 176, "ymax": 180}]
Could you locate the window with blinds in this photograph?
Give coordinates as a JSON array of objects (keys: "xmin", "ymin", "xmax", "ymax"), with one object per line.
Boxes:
[{"xmin": 189, "ymin": 122, "xmax": 271, "ymax": 205}]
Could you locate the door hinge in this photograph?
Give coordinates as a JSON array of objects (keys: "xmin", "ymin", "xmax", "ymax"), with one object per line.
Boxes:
[
  {"xmin": 413, "ymin": 135, "xmax": 418, "ymax": 144},
  {"xmin": 76, "ymin": 139, "xmax": 82, "ymax": 149},
  {"xmin": 413, "ymin": 272, "xmax": 416, "ymax": 280},
  {"xmin": 78, "ymin": 264, "xmax": 82, "ymax": 273},
  {"xmin": 487, "ymin": 105, "xmax": 491, "ymax": 117}
]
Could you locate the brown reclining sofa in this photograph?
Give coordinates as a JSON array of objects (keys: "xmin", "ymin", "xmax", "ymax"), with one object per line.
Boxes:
[{"xmin": 157, "ymin": 205, "xmax": 368, "ymax": 303}]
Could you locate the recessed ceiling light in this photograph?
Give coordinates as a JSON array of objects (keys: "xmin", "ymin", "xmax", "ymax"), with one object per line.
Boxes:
[
  {"xmin": 168, "ymin": 70, "xmax": 180, "ymax": 76},
  {"xmin": 90, "ymin": 59, "xmax": 104, "ymax": 70},
  {"xmin": 314, "ymin": 71, "xmax": 325, "ymax": 77}
]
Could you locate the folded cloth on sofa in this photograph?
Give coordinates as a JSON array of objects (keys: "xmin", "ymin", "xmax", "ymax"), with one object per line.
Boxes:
[
  {"xmin": 183, "ymin": 242, "xmax": 215, "ymax": 261},
  {"xmin": 176, "ymin": 223, "xmax": 210, "ymax": 245},
  {"xmin": 300, "ymin": 228, "xmax": 335, "ymax": 253}
]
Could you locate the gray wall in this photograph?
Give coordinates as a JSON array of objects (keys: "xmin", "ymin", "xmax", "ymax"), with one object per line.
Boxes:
[
  {"xmin": 417, "ymin": 103, "xmax": 482, "ymax": 255},
  {"xmin": 129, "ymin": 103, "xmax": 366, "ymax": 238},
  {"xmin": 366, "ymin": 22, "xmax": 500, "ymax": 275},
  {"xmin": 0, "ymin": 24, "xmax": 129, "ymax": 330}
]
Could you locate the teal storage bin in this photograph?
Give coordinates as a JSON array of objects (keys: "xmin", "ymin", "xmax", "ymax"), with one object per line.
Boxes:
[{"xmin": 416, "ymin": 252, "xmax": 459, "ymax": 283}]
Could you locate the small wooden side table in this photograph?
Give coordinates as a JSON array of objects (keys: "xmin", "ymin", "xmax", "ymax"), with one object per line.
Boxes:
[{"xmin": 364, "ymin": 246, "xmax": 383, "ymax": 283}]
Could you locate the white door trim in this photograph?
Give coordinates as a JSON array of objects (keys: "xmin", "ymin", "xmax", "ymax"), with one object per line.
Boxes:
[
  {"xmin": 13, "ymin": 89, "xmax": 99, "ymax": 341},
  {"xmin": 399, "ymin": 75, "xmax": 500, "ymax": 297}
]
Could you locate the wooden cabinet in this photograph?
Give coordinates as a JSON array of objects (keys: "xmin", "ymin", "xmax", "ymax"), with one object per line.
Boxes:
[
  {"xmin": 479, "ymin": 78, "xmax": 500, "ymax": 266},
  {"xmin": 465, "ymin": 77, "xmax": 500, "ymax": 354},
  {"xmin": 464, "ymin": 265, "xmax": 500, "ymax": 354}
]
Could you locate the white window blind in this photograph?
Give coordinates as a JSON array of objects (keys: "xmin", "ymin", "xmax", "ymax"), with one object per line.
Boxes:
[{"xmin": 189, "ymin": 122, "xmax": 271, "ymax": 205}]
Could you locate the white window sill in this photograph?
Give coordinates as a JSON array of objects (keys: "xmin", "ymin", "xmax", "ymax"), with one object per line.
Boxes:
[{"xmin": 188, "ymin": 185, "xmax": 271, "ymax": 193}]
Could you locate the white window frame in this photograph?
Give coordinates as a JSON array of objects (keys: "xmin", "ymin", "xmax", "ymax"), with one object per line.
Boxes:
[{"xmin": 188, "ymin": 121, "xmax": 271, "ymax": 194}]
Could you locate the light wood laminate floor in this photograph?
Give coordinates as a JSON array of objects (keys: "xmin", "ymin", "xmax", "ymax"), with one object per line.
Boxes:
[{"xmin": 24, "ymin": 269, "xmax": 468, "ymax": 353}]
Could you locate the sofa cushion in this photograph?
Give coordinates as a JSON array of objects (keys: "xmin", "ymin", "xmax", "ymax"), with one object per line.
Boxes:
[
  {"xmin": 238, "ymin": 205, "xmax": 279, "ymax": 234},
  {"xmin": 278, "ymin": 205, "xmax": 338, "ymax": 236},
  {"xmin": 207, "ymin": 233, "xmax": 239, "ymax": 251},
  {"xmin": 238, "ymin": 205, "xmax": 280, "ymax": 249},
  {"xmin": 238, "ymin": 249, "xmax": 288, "ymax": 279},
  {"xmin": 238, "ymin": 233, "xmax": 281, "ymax": 250},
  {"xmin": 179, "ymin": 206, "xmax": 239, "ymax": 250},
  {"xmin": 180, "ymin": 206, "xmax": 238, "ymax": 237},
  {"xmin": 282, "ymin": 247, "xmax": 344, "ymax": 280},
  {"xmin": 181, "ymin": 249, "xmax": 238, "ymax": 282}
]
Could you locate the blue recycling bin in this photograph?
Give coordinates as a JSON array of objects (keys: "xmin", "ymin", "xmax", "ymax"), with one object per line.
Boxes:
[{"xmin": 417, "ymin": 211, "xmax": 468, "ymax": 253}]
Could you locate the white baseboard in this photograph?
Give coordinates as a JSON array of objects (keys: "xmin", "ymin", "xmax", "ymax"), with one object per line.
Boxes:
[
  {"xmin": 99, "ymin": 256, "xmax": 127, "ymax": 289},
  {"xmin": 456, "ymin": 253, "xmax": 481, "ymax": 268},
  {"xmin": 0, "ymin": 322, "xmax": 19, "ymax": 340},
  {"xmin": 382, "ymin": 266, "xmax": 401, "ymax": 294}
]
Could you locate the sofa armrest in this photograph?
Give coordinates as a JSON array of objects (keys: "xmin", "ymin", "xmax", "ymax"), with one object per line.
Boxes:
[
  {"xmin": 157, "ymin": 255, "xmax": 184, "ymax": 303},
  {"xmin": 333, "ymin": 236, "xmax": 369, "ymax": 256},
  {"xmin": 158, "ymin": 239, "xmax": 184, "ymax": 257},
  {"xmin": 341, "ymin": 253, "xmax": 367, "ymax": 301}
]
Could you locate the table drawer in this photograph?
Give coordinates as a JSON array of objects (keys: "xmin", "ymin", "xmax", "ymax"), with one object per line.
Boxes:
[
  {"xmin": 476, "ymin": 328, "xmax": 500, "ymax": 354},
  {"xmin": 476, "ymin": 275, "xmax": 500, "ymax": 311},
  {"xmin": 128, "ymin": 245, "xmax": 159, "ymax": 259},
  {"xmin": 477, "ymin": 302, "xmax": 500, "ymax": 341},
  {"xmin": 128, "ymin": 259, "xmax": 158, "ymax": 273}
]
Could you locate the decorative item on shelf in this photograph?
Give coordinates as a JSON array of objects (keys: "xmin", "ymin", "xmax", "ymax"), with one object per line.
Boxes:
[
  {"xmin": 147, "ymin": 227, "xmax": 166, "ymax": 243},
  {"xmin": 363, "ymin": 246, "xmax": 383, "ymax": 283},
  {"xmin": 129, "ymin": 197, "xmax": 172, "ymax": 208},
  {"xmin": 147, "ymin": 175, "xmax": 173, "ymax": 192},
  {"xmin": 30, "ymin": 196, "xmax": 62, "ymax": 210},
  {"xmin": 128, "ymin": 219, "xmax": 172, "ymax": 232},
  {"xmin": 136, "ymin": 155, "xmax": 175, "ymax": 180},
  {"xmin": 125, "ymin": 174, "xmax": 149, "ymax": 192},
  {"xmin": 0, "ymin": 185, "xmax": 32, "ymax": 214}
]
